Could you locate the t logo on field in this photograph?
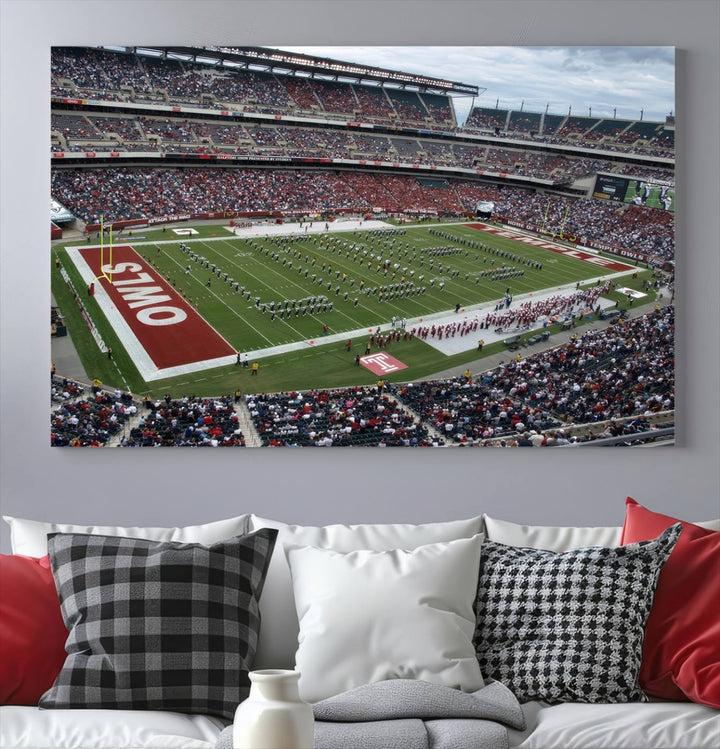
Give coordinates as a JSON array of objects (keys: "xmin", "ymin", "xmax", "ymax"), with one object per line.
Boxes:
[{"xmin": 360, "ymin": 353, "xmax": 408, "ymax": 375}]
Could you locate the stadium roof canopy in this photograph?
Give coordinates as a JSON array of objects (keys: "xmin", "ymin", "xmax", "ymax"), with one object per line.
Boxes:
[{"xmin": 101, "ymin": 45, "xmax": 481, "ymax": 96}]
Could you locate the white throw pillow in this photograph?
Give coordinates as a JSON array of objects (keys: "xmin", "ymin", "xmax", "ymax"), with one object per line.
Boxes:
[
  {"xmin": 482, "ymin": 514, "xmax": 720, "ymax": 552},
  {"xmin": 249, "ymin": 514, "xmax": 484, "ymax": 670},
  {"xmin": 2, "ymin": 514, "xmax": 251, "ymax": 557},
  {"xmin": 286, "ymin": 535, "xmax": 485, "ymax": 703},
  {"xmin": 693, "ymin": 519, "xmax": 720, "ymax": 531},
  {"xmin": 482, "ymin": 515, "xmax": 622, "ymax": 551}
]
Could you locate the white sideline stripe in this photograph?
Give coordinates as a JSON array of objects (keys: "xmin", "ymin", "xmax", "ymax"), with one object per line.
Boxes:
[{"xmin": 227, "ymin": 218, "xmax": 394, "ymax": 239}]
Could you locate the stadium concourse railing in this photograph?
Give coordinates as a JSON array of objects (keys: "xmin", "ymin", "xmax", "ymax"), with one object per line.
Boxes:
[
  {"xmin": 479, "ymin": 410, "xmax": 675, "ymax": 448},
  {"xmin": 560, "ymin": 409, "xmax": 675, "ymax": 446},
  {"xmin": 562, "ymin": 427, "xmax": 675, "ymax": 447},
  {"xmin": 50, "ymin": 95, "xmax": 675, "ymax": 167}
]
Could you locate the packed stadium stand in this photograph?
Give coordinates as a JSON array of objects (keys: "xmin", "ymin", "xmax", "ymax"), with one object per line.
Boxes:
[
  {"xmin": 125, "ymin": 396, "xmax": 246, "ymax": 447},
  {"xmin": 50, "ymin": 46, "xmax": 676, "ymax": 447},
  {"xmin": 51, "ymin": 381, "xmax": 136, "ymax": 446},
  {"xmin": 51, "ymin": 167, "xmax": 674, "ymax": 260},
  {"xmin": 394, "ymin": 305, "xmax": 675, "ymax": 445},
  {"xmin": 51, "ymin": 46, "xmax": 674, "ymax": 227},
  {"xmin": 246, "ymin": 387, "xmax": 436, "ymax": 447},
  {"xmin": 51, "ymin": 305, "xmax": 674, "ymax": 448}
]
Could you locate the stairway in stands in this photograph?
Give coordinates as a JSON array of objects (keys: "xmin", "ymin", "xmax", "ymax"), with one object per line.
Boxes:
[
  {"xmin": 105, "ymin": 400, "xmax": 263, "ymax": 447},
  {"xmin": 397, "ymin": 397, "xmax": 449, "ymax": 446},
  {"xmin": 106, "ymin": 410, "xmax": 142, "ymax": 447},
  {"xmin": 234, "ymin": 399, "xmax": 263, "ymax": 447}
]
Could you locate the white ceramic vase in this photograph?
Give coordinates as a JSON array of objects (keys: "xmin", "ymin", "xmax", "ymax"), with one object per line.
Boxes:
[{"xmin": 233, "ymin": 669, "xmax": 315, "ymax": 749}]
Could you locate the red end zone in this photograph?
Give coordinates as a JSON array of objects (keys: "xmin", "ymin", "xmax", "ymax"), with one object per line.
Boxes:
[
  {"xmin": 78, "ymin": 245, "xmax": 235, "ymax": 371},
  {"xmin": 465, "ymin": 223, "xmax": 636, "ymax": 273}
]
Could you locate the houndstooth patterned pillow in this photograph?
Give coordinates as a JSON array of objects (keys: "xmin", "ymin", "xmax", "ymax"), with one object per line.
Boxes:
[
  {"xmin": 474, "ymin": 523, "xmax": 681, "ymax": 704},
  {"xmin": 39, "ymin": 529, "xmax": 277, "ymax": 719}
]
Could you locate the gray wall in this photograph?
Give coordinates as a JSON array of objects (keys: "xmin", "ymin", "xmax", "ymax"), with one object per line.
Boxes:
[{"xmin": 1, "ymin": 1, "xmax": 718, "ymax": 553}]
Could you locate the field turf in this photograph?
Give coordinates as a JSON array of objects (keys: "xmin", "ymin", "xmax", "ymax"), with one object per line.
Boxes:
[{"xmin": 52, "ymin": 222, "xmax": 656, "ymax": 397}]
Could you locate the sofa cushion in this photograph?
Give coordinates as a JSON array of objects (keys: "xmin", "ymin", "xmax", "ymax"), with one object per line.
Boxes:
[
  {"xmin": 286, "ymin": 535, "xmax": 485, "ymax": 703},
  {"xmin": 3, "ymin": 699, "xmax": 718, "ymax": 749},
  {"xmin": 482, "ymin": 515, "xmax": 622, "ymax": 551},
  {"xmin": 0, "ymin": 555, "xmax": 67, "ymax": 705},
  {"xmin": 508, "ymin": 700, "xmax": 720, "ymax": 749},
  {"xmin": 621, "ymin": 497, "xmax": 720, "ymax": 708},
  {"xmin": 482, "ymin": 513, "xmax": 720, "ymax": 552},
  {"xmin": 0, "ymin": 705, "xmax": 226, "ymax": 749},
  {"xmin": 474, "ymin": 524, "xmax": 681, "ymax": 704},
  {"xmin": 2, "ymin": 514, "xmax": 251, "ymax": 557},
  {"xmin": 39, "ymin": 529, "xmax": 277, "ymax": 720},
  {"xmin": 248, "ymin": 514, "xmax": 484, "ymax": 670}
]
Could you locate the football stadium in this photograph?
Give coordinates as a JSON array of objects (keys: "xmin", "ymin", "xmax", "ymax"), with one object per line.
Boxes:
[{"xmin": 50, "ymin": 46, "xmax": 675, "ymax": 447}]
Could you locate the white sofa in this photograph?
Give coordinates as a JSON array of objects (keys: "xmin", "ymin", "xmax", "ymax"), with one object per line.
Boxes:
[{"xmin": 1, "ymin": 511, "xmax": 718, "ymax": 749}]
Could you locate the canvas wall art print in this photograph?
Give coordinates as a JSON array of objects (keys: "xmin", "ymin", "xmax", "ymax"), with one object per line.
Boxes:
[{"xmin": 50, "ymin": 45, "xmax": 675, "ymax": 448}]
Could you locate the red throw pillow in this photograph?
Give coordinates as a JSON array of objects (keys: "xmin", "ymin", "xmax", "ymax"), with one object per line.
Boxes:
[
  {"xmin": 0, "ymin": 554, "xmax": 68, "ymax": 704},
  {"xmin": 621, "ymin": 497, "xmax": 720, "ymax": 707}
]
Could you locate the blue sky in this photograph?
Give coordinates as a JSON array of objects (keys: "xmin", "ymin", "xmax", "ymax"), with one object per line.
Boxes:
[{"xmin": 280, "ymin": 46, "xmax": 675, "ymax": 125}]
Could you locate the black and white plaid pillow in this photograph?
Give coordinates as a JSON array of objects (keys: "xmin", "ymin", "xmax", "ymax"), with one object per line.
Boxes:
[
  {"xmin": 474, "ymin": 523, "xmax": 681, "ymax": 704},
  {"xmin": 39, "ymin": 528, "xmax": 277, "ymax": 719}
]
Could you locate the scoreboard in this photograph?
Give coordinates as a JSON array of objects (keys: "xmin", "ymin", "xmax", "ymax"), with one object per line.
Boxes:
[{"xmin": 592, "ymin": 174, "xmax": 630, "ymax": 201}]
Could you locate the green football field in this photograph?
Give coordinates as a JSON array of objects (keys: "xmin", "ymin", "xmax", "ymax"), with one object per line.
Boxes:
[
  {"xmin": 52, "ymin": 221, "xmax": 656, "ymax": 397},
  {"xmin": 128, "ymin": 224, "xmax": 612, "ymax": 349}
]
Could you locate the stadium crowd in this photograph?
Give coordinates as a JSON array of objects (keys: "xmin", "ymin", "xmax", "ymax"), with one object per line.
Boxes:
[
  {"xmin": 245, "ymin": 387, "xmax": 438, "ymax": 447},
  {"xmin": 462, "ymin": 106, "xmax": 674, "ymax": 156},
  {"xmin": 51, "ymin": 47, "xmax": 451, "ymax": 129},
  {"xmin": 51, "ymin": 167, "xmax": 361, "ymax": 220},
  {"xmin": 121, "ymin": 395, "xmax": 246, "ymax": 447},
  {"xmin": 390, "ymin": 305, "xmax": 674, "ymax": 446},
  {"xmin": 51, "ymin": 167, "xmax": 675, "ymax": 262},
  {"xmin": 51, "ymin": 378, "xmax": 137, "ymax": 446},
  {"xmin": 52, "ymin": 47, "xmax": 676, "ymax": 157},
  {"xmin": 52, "ymin": 112, "xmax": 615, "ymax": 181},
  {"xmin": 492, "ymin": 190, "xmax": 675, "ymax": 260},
  {"xmin": 51, "ymin": 303, "xmax": 673, "ymax": 449}
]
